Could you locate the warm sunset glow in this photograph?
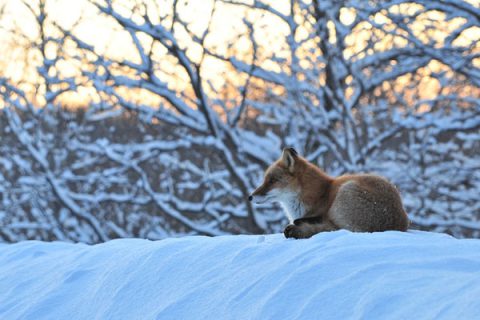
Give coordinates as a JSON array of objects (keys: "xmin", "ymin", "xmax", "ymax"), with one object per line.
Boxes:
[{"xmin": 0, "ymin": 0, "xmax": 478, "ymax": 109}]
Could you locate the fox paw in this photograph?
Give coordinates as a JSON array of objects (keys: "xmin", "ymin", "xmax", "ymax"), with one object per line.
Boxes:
[{"xmin": 284, "ymin": 224, "xmax": 301, "ymax": 239}]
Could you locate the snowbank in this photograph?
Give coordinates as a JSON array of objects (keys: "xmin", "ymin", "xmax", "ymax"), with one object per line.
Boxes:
[{"xmin": 1, "ymin": 231, "xmax": 480, "ymax": 319}]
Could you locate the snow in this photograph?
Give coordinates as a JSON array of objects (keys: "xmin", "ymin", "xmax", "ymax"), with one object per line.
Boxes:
[{"xmin": 1, "ymin": 230, "xmax": 480, "ymax": 320}]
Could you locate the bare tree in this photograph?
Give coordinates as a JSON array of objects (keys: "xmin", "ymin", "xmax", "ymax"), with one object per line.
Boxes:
[{"xmin": 1, "ymin": 0, "xmax": 479, "ymax": 242}]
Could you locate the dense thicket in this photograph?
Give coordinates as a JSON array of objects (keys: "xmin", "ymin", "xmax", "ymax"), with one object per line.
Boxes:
[{"xmin": 1, "ymin": 0, "xmax": 479, "ymax": 242}]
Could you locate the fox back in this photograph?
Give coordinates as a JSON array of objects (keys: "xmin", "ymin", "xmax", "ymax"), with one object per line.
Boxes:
[{"xmin": 249, "ymin": 148, "xmax": 409, "ymax": 238}]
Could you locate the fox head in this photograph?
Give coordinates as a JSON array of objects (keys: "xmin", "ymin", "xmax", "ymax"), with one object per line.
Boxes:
[{"xmin": 249, "ymin": 148, "xmax": 301, "ymax": 204}]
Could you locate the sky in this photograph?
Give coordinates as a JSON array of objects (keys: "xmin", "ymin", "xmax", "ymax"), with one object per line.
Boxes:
[
  {"xmin": 0, "ymin": 0, "xmax": 291, "ymax": 99},
  {"xmin": 0, "ymin": 0, "xmax": 478, "ymax": 107}
]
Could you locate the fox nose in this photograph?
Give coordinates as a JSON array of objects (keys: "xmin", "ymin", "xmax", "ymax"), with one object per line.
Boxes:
[{"xmin": 248, "ymin": 195, "xmax": 253, "ymax": 201}]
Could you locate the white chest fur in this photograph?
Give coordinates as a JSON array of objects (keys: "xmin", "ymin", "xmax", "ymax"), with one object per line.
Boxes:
[{"xmin": 277, "ymin": 193, "xmax": 306, "ymax": 223}]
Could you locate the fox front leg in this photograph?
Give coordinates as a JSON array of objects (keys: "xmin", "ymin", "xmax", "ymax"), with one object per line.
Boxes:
[
  {"xmin": 284, "ymin": 224, "xmax": 316, "ymax": 239},
  {"xmin": 293, "ymin": 216, "xmax": 323, "ymax": 226},
  {"xmin": 284, "ymin": 215, "xmax": 324, "ymax": 238},
  {"xmin": 284, "ymin": 224, "xmax": 300, "ymax": 238},
  {"xmin": 284, "ymin": 221, "xmax": 337, "ymax": 239}
]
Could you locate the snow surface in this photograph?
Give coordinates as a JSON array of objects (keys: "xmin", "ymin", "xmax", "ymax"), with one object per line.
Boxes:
[{"xmin": 1, "ymin": 230, "xmax": 480, "ymax": 320}]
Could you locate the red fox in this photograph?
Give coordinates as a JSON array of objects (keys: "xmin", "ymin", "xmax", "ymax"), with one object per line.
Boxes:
[{"xmin": 249, "ymin": 148, "xmax": 409, "ymax": 239}]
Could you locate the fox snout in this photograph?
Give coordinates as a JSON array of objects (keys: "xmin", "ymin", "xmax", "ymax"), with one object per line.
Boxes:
[
  {"xmin": 249, "ymin": 185, "xmax": 273, "ymax": 204},
  {"xmin": 249, "ymin": 193, "xmax": 272, "ymax": 204}
]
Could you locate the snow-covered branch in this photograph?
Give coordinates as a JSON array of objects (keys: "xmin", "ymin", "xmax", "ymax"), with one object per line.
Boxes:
[{"xmin": 1, "ymin": 0, "xmax": 478, "ymax": 241}]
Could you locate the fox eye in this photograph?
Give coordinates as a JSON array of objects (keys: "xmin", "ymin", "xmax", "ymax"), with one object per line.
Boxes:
[{"xmin": 270, "ymin": 177, "xmax": 278, "ymax": 183}]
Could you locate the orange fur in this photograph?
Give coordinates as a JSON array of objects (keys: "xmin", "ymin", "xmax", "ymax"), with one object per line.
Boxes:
[{"xmin": 250, "ymin": 148, "xmax": 409, "ymax": 238}]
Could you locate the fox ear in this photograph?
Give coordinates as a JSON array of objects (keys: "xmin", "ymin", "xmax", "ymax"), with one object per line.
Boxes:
[{"xmin": 282, "ymin": 147, "xmax": 297, "ymax": 172}]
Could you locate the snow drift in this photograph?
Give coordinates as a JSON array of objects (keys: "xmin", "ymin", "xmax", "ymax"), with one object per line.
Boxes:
[{"xmin": 1, "ymin": 230, "xmax": 480, "ymax": 319}]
